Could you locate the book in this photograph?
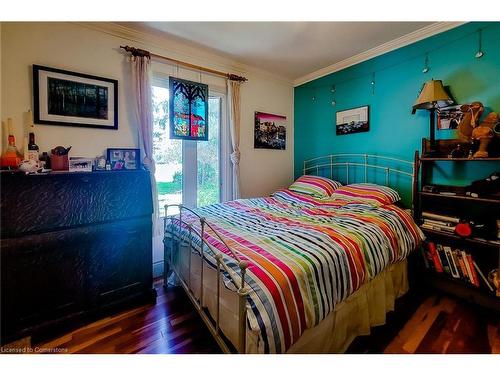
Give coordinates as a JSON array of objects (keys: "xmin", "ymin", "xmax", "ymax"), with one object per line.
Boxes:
[
  {"xmin": 437, "ymin": 244, "xmax": 451, "ymax": 274},
  {"xmin": 473, "ymin": 261, "xmax": 494, "ymax": 292},
  {"xmin": 466, "ymin": 254, "xmax": 480, "ymax": 287},
  {"xmin": 461, "ymin": 250, "xmax": 474, "ymax": 284},
  {"xmin": 423, "ymin": 219, "xmax": 455, "ymax": 227},
  {"xmin": 455, "ymin": 250, "xmax": 469, "ymax": 280},
  {"xmin": 421, "ymin": 223, "xmax": 456, "ymax": 233},
  {"xmin": 444, "ymin": 246, "xmax": 460, "ymax": 278},
  {"xmin": 420, "ymin": 246, "xmax": 430, "ymax": 269},
  {"xmin": 428, "ymin": 242, "xmax": 443, "ymax": 273},
  {"xmin": 422, "ymin": 212, "xmax": 460, "ymax": 223}
]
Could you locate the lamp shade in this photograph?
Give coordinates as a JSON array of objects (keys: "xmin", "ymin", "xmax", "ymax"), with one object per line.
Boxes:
[{"xmin": 412, "ymin": 79, "xmax": 454, "ymax": 113}]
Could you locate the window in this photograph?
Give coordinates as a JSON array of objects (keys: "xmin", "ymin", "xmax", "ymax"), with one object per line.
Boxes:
[{"xmin": 152, "ymin": 75, "xmax": 229, "ymax": 216}]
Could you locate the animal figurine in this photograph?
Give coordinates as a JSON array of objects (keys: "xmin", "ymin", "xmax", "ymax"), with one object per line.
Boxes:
[
  {"xmin": 458, "ymin": 102, "xmax": 484, "ymax": 141},
  {"xmin": 471, "ymin": 112, "xmax": 499, "ymax": 158}
]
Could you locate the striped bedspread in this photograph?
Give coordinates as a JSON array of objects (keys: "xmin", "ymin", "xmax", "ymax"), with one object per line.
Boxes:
[{"xmin": 167, "ymin": 189, "xmax": 424, "ymax": 353}]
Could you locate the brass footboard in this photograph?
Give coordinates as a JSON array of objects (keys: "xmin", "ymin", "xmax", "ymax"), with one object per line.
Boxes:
[{"xmin": 163, "ymin": 204, "xmax": 249, "ymax": 353}]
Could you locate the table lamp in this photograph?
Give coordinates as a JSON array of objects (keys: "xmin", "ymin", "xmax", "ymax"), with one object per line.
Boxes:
[{"xmin": 412, "ymin": 79, "xmax": 454, "ymax": 156}]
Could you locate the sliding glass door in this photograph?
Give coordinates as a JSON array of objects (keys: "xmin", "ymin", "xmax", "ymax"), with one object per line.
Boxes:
[{"xmin": 152, "ymin": 77, "xmax": 225, "ymax": 215}]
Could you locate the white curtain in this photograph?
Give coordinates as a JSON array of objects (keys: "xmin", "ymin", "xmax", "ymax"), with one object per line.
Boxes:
[
  {"xmin": 227, "ymin": 80, "xmax": 242, "ymax": 200},
  {"xmin": 130, "ymin": 55, "xmax": 160, "ymax": 235}
]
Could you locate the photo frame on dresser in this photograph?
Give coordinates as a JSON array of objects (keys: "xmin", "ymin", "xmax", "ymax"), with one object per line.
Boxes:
[
  {"xmin": 106, "ymin": 148, "xmax": 141, "ymax": 170},
  {"xmin": 33, "ymin": 65, "xmax": 118, "ymax": 130}
]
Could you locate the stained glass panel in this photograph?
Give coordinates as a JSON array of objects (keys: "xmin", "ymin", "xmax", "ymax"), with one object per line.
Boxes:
[{"xmin": 169, "ymin": 77, "xmax": 208, "ymax": 141}]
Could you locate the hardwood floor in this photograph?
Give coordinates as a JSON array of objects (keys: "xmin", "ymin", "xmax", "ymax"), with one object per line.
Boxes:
[
  {"xmin": 36, "ymin": 280, "xmax": 499, "ymax": 354},
  {"xmin": 37, "ymin": 280, "xmax": 221, "ymax": 354}
]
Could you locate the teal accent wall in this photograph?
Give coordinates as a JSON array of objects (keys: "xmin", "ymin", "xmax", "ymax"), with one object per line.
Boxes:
[{"xmin": 294, "ymin": 22, "xmax": 500, "ymax": 204}]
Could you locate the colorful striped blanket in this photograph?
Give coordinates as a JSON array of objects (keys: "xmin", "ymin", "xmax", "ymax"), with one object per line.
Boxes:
[{"xmin": 167, "ymin": 189, "xmax": 424, "ymax": 353}]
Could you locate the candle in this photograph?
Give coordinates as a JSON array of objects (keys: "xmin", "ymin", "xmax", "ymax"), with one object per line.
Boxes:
[
  {"xmin": 7, "ymin": 118, "xmax": 13, "ymax": 135},
  {"xmin": 24, "ymin": 110, "xmax": 35, "ymax": 129}
]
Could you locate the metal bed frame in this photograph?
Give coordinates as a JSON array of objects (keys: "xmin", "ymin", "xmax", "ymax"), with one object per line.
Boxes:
[{"xmin": 163, "ymin": 152, "xmax": 419, "ymax": 354}]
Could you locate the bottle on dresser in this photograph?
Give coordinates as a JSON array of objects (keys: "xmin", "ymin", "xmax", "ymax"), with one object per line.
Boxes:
[{"xmin": 27, "ymin": 131, "xmax": 39, "ymax": 162}]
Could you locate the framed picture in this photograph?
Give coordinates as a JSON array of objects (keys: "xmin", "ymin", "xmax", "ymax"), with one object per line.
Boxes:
[
  {"xmin": 336, "ymin": 105, "xmax": 369, "ymax": 135},
  {"xmin": 438, "ymin": 105, "xmax": 463, "ymax": 130},
  {"xmin": 106, "ymin": 148, "xmax": 141, "ymax": 170},
  {"xmin": 33, "ymin": 65, "xmax": 118, "ymax": 130},
  {"xmin": 254, "ymin": 112, "xmax": 286, "ymax": 150},
  {"xmin": 69, "ymin": 157, "xmax": 94, "ymax": 172},
  {"xmin": 169, "ymin": 77, "xmax": 208, "ymax": 141}
]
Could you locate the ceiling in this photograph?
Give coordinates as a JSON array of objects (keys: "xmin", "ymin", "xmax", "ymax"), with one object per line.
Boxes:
[{"xmin": 118, "ymin": 22, "xmax": 434, "ymax": 81}]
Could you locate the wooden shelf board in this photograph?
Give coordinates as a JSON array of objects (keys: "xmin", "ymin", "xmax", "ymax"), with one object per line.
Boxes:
[
  {"xmin": 420, "ymin": 157, "xmax": 500, "ymax": 161},
  {"xmin": 422, "ymin": 271, "xmax": 500, "ymax": 311},
  {"xmin": 420, "ymin": 227, "xmax": 500, "ymax": 250},
  {"xmin": 419, "ymin": 191, "xmax": 500, "ymax": 204}
]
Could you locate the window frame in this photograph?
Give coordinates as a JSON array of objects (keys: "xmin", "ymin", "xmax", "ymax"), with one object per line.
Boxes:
[{"xmin": 151, "ymin": 73, "xmax": 232, "ymax": 211}]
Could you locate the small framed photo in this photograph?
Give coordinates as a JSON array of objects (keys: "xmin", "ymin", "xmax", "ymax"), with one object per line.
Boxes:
[
  {"xmin": 33, "ymin": 65, "xmax": 118, "ymax": 130},
  {"xmin": 438, "ymin": 105, "xmax": 463, "ymax": 130},
  {"xmin": 106, "ymin": 148, "xmax": 141, "ymax": 170},
  {"xmin": 69, "ymin": 157, "xmax": 94, "ymax": 172},
  {"xmin": 336, "ymin": 105, "xmax": 369, "ymax": 135}
]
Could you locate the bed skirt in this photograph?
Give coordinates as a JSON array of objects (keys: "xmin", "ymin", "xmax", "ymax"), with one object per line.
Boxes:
[
  {"xmin": 173, "ymin": 240, "xmax": 408, "ymax": 354},
  {"xmin": 286, "ymin": 259, "xmax": 408, "ymax": 353}
]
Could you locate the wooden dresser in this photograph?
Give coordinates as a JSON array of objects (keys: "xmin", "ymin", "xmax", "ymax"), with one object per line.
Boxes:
[{"xmin": 0, "ymin": 170, "xmax": 156, "ymax": 345}]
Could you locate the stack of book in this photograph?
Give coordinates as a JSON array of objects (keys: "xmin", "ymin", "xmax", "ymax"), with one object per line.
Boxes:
[
  {"xmin": 421, "ymin": 212, "xmax": 459, "ymax": 233},
  {"xmin": 420, "ymin": 241, "xmax": 494, "ymax": 292}
]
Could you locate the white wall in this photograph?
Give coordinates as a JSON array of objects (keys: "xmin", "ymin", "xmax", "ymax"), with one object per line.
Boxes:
[
  {"xmin": 1, "ymin": 22, "xmax": 294, "ymax": 275},
  {"xmin": 1, "ymin": 22, "xmax": 294, "ymax": 198}
]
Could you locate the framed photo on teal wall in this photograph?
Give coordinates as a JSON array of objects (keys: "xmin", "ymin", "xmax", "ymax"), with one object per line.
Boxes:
[
  {"xmin": 336, "ymin": 105, "xmax": 370, "ymax": 135},
  {"xmin": 169, "ymin": 77, "xmax": 208, "ymax": 141}
]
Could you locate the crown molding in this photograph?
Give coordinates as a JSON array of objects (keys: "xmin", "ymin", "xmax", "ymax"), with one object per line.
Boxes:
[
  {"xmin": 293, "ymin": 21, "xmax": 466, "ymax": 87},
  {"xmin": 73, "ymin": 22, "xmax": 294, "ymax": 86}
]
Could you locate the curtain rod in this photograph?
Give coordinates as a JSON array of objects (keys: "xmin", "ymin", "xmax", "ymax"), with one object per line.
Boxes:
[{"xmin": 120, "ymin": 45, "xmax": 248, "ymax": 82}]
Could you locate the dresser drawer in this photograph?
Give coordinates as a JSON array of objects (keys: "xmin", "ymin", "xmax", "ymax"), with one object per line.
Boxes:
[{"xmin": 1, "ymin": 170, "xmax": 153, "ymax": 237}]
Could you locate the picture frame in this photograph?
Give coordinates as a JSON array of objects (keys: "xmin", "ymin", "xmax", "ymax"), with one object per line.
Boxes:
[
  {"xmin": 438, "ymin": 105, "xmax": 464, "ymax": 130},
  {"xmin": 336, "ymin": 105, "xmax": 369, "ymax": 135},
  {"xmin": 106, "ymin": 148, "xmax": 141, "ymax": 170},
  {"xmin": 68, "ymin": 157, "xmax": 94, "ymax": 173},
  {"xmin": 254, "ymin": 112, "xmax": 286, "ymax": 150},
  {"xmin": 33, "ymin": 65, "xmax": 118, "ymax": 130}
]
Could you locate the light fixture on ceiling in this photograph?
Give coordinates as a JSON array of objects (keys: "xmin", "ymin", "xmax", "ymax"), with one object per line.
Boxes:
[
  {"xmin": 422, "ymin": 53, "xmax": 430, "ymax": 73},
  {"xmin": 475, "ymin": 29, "xmax": 484, "ymax": 58}
]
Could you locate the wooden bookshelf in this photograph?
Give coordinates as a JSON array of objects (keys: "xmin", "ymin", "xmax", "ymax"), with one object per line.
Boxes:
[{"xmin": 416, "ymin": 138, "xmax": 500, "ymax": 311}]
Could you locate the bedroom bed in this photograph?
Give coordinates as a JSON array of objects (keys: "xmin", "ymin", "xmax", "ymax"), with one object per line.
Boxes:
[{"xmin": 163, "ymin": 153, "xmax": 424, "ymax": 354}]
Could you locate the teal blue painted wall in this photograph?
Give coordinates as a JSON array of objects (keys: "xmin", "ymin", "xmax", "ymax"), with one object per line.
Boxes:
[{"xmin": 294, "ymin": 22, "xmax": 500, "ymax": 204}]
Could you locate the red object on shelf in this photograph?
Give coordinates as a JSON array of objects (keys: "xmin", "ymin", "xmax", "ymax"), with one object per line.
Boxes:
[
  {"xmin": 50, "ymin": 154, "xmax": 69, "ymax": 171},
  {"xmin": 455, "ymin": 222, "xmax": 473, "ymax": 237}
]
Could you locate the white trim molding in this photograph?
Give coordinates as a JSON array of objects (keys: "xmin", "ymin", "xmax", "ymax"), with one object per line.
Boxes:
[
  {"xmin": 75, "ymin": 22, "xmax": 294, "ymax": 86},
  {"xmin": 293, "ymin": 22, "xmax": 466, "ymax": 87}
]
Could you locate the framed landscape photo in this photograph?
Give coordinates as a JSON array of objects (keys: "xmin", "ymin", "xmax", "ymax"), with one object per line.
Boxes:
[
  {"xmin": 106, "ymin": 148, "xmax": 141, "ymax": 170},
  {"xmin": 336, "ymin": 105, "xmax": 369, "ymax": 135},
  {"xmin": 33, "ymin": 65, "xmax": 118, "ymax": 130},
  {"xmin": 254, "ymin": 112, "xmax": 286, "ymax": 150}
]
